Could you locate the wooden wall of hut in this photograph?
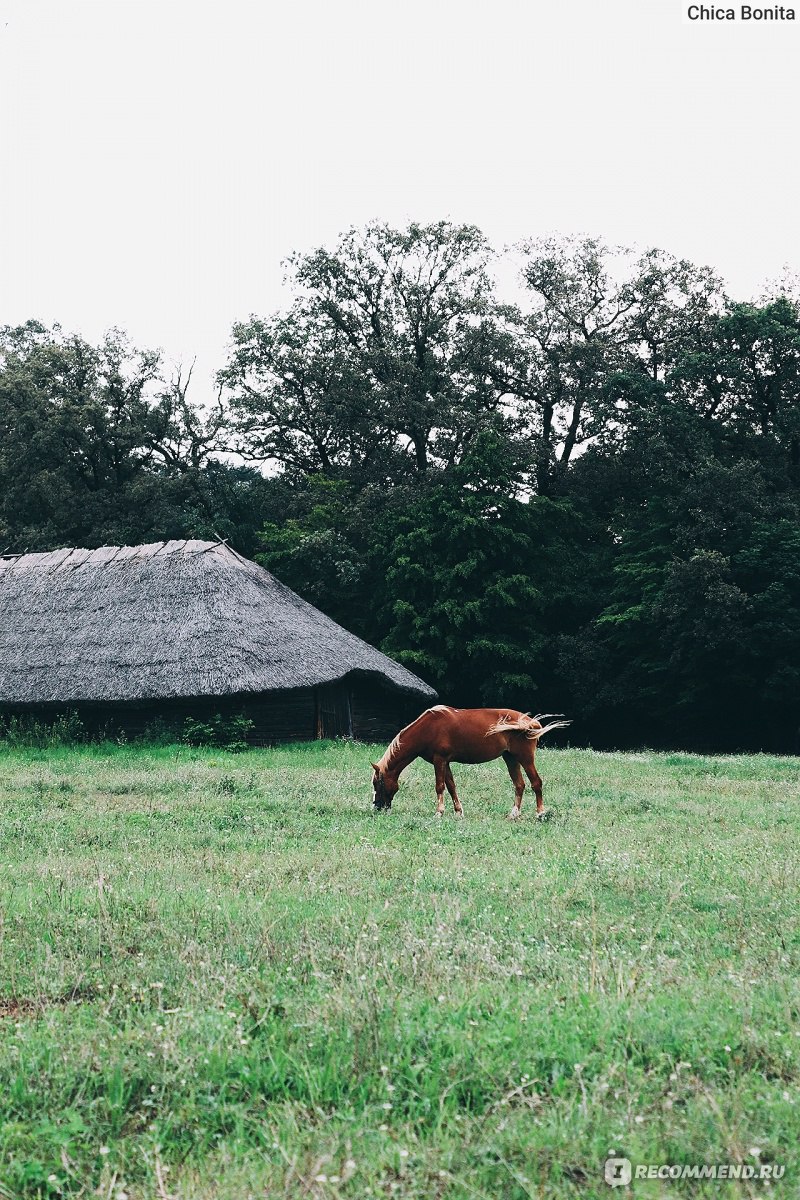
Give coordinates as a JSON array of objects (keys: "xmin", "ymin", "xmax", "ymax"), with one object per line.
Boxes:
[
  {"xmin": 349, "ymin": 678, "xmax": 424, "ymax": 743},
  {"xmin": 0, "ymin": 677, "xmax": 427, "ymax": 746}
]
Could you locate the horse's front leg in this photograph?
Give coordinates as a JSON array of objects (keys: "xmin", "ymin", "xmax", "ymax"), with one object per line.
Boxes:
[
  {"xmin": 445, "ymin": 764, "xmax": 463, "ymax": 817},
  {"xmin": 433, "ymin": 756, "xmax": 447, "ymax": 818}
]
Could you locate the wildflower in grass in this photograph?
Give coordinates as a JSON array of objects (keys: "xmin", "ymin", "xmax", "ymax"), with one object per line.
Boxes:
[
  {"xmin": 314, "ymin": 1174, "xmax": 327, "ymax": 1183},
  {"xmin": 750, "ymin": 1147, "xmax": 761, "ymax": 1157},
  {"xmin": 399, "ymin": 1149, "xmax": 409, "ymax": 1158},
  {"xmin": 99, "ymin": 1146, "xmax": 110, "ymax": 1155},
  {"xmin": 382, "ymin": 1102, "xmax": 392, "ymax": 1110},
  {"xmin": 379, "ymin": 1123, "xmax": 388, "ymax": 1131}
]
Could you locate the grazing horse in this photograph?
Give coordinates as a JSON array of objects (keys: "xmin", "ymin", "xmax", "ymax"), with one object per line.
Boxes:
[{"xmin": 371, "ymin": 705, "xmax": 571, "ymax": 819}]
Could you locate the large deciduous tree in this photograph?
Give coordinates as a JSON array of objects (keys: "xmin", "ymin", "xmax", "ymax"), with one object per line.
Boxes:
[
  {"xmin": 221, "ymin": 221, "xmax": 522, "ymax": 480},
  {"xmin": 0, "ymin": 322, "xmax": 236, "ymax": 550},
  {"xmin": 491, "ymin": 237, "xmax": 727, "ymax": 492}
]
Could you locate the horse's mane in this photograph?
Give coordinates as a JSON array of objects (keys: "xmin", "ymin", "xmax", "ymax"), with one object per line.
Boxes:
[
  {"xmin": 377, "ymin": 730, "xmax": 403, "ymax": 772},
  {"xmin": 377, "ymin": 705, "xmax": 457, "ymax": 771}
]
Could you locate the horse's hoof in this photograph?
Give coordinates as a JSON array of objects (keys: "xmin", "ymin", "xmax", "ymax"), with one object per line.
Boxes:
[
  {"xmin": 536, "ymin": 809, "xmax": 550, "ymax": 822},
  {"xmin": 508, "ymin": 806, "xmax": 521, "ymax": 821},
  {"xmin": 455, "ymin": 809, "xmax": 464, "ymax": 819},
  {"xmin": 435, "ymin": 811, "xmax": 443, "ymax": 820}
]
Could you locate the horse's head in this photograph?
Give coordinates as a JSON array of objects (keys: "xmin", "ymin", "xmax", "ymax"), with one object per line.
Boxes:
[{"xmin": 371, "ymin": 763, "xmax": 398, "ymax": 810}]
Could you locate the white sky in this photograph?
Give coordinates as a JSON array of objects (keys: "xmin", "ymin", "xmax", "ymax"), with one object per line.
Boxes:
[{"xmin": 1, "ymin": 0, "xmax": 798, "ymax": 407}]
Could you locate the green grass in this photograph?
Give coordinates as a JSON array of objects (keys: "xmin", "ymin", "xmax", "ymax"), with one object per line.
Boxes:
[{"xmin": 1, "ymin": 740, "xmax": 799, "ymax": 1198}]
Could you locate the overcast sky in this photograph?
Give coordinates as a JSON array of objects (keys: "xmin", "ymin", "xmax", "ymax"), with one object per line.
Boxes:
[{"xmin": 1, "ymin": 0, "xmax": 798, "ymax": 406}]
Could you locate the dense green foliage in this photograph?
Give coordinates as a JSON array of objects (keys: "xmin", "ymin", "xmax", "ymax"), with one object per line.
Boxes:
[
  {"xmin": 3, "ymin": 227, "xmax": 799, "ymax": 750},
  {"xmin": 181, "ymin": 713, "xmax": 255, "ymax": 753},
  {"xmin": 1, "ymin": 741, "xmax": 798, "ymax": 1198}
]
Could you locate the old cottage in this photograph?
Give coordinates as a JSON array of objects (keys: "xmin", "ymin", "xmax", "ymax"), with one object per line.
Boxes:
[{"xmin": 0, "ymin": 539, "xmax": 436, "ymax": 742}]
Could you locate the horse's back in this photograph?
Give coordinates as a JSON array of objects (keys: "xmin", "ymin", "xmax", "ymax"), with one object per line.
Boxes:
[{"xmin": 415, "ymin": 705, "xmax": 530, "ymax": 763}]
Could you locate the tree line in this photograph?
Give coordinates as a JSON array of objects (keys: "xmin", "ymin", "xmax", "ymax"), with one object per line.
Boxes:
[{"xmin": 2, "ymin": 224, "xmax": 799, "ymax": 751}]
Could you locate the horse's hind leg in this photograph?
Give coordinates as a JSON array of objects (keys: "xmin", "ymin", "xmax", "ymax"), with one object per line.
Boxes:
[
  {"xmin": 445, "ymin": 764, "xmax": 463, "ymax": 817},
  {"xmin": 503, "ymin": 751, "xmax": 525, "ymax": 820},
  {"xmin": 519, "ymin": 745, "xmax": 545, "ymax": 818}
]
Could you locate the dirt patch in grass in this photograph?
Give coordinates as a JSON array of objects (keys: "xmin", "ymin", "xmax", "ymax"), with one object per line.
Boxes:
[{"xmin": 0, "ymin": 983, "xmax": 97, "ymax": 1019}]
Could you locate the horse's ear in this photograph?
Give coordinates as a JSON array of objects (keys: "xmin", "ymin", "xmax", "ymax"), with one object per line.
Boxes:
[{"xmin": 371, "ymin": 762, "xmax": 380, "ymax": 771}]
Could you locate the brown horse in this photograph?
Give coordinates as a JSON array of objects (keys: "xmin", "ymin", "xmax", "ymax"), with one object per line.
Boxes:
[{"xmin": 371, "ymin": 704, "xmax": 571, "ymax": 819}]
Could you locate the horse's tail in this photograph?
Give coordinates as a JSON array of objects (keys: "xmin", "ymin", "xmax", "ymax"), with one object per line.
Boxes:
[{"xmin": 485, "ymin": 712, "xmax": 571, "ymax": 740}]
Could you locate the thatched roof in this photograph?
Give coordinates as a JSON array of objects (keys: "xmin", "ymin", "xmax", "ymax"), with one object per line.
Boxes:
[{"xmin": 0, "ymin": 540, "xmax": 436, "ymax": 706}]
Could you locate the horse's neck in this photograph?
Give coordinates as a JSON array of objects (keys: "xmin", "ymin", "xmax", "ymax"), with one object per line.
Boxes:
[
  {"xmin": 380, "ymin": 732, "xmax": 418, "ymax": 779},
  {"xmin": 380, "ymin": 707, "xmax": 442, "ymax": 777},
  {"xmin": 384, "ymin": 746, "xmax": 416, "ymax": 779}
]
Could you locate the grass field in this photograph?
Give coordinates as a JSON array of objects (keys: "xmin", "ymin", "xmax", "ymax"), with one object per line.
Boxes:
[{"xmin": 1, "ymin": 740, "xmax": 799, "ymax": 1199}]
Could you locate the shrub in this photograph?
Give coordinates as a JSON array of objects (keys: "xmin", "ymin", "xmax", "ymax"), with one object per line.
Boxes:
[
  {"xmin": 138, "ymin": 716, "xmax": 182, "ymax": 746},
  {"xmin": 0, "ymin": 710, "xmax": 86, "ymax": 748},
  {"xmin": 181, "ymin": 712, "xmax": 254, "ymax": 752}
]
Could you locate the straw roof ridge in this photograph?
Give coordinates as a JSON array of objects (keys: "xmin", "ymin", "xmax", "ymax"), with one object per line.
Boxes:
[{"xmin": 0, "ymin": 539, "xmax": 436, "ymax": 705}]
